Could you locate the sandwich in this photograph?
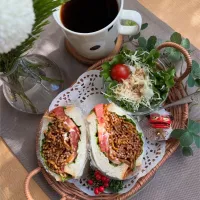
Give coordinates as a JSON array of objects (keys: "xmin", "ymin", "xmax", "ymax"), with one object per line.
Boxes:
[
  {"xmin": 87, "ymin": 103, "xmax": 144, "ymax": 180},
  {"xmin": 39, "ymin": 106, "xmax": 87, "ymax": 181}
]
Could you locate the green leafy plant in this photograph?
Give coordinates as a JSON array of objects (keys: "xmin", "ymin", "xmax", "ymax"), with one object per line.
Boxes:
[
  {"xmin": 171, "ymin": 120, "xmax": 200, "ymax": 156},
  {"xmin": 188, "ymin": 60, "xmax": 200, "ymax": 87}
]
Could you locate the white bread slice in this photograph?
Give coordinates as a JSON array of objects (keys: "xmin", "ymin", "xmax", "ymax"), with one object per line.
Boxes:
[
  {"xmin": 40, "ymin": 115, "xmax": 63, "ymax": 181},
  {"xmin": 64, "ymin": 106, "xmax": 87, "ymax": 178},
  {"xmin": 87, "ymin": 112, "xmax": 129, "ymax": 180},
  {"xmin": 87, "ymin": 103, "xmax": 144, "ymax": 180}
]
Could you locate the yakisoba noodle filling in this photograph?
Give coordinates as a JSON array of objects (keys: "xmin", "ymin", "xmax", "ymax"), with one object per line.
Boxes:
[
  {"xmin": 96, "ymin": 104, "xmax": 143, "ymax": 170},
  {"xmin": 42, "ymin": 109, "xmax": 80, "ymax": 178}
]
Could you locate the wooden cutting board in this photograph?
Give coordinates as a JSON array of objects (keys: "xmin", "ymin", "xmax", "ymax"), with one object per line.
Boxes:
[
  {"xmin": 0, "ymin": 137, "xmax": 49, "ymax": 200},
  {"xmin": 138, "ymin": 0, "xmax": 200, "ymax": 49}
]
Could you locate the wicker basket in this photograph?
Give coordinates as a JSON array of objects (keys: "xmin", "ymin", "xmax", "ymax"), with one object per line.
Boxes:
[{"xmin": 25, "ymin": 42, "xmax": 191, "ymax": 200}]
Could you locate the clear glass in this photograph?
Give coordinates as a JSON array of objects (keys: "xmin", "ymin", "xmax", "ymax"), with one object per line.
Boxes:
[{"xmin": 0, "ymin": 54, "xmax": 63, "ymax": 114}]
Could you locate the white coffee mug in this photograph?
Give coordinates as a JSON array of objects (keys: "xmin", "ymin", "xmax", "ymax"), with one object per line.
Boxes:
[{"xmin": 53, "ymin": 0, "xmax": 142, "ymax": 59}]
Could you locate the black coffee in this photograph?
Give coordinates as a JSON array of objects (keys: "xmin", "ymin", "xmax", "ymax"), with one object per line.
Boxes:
[{"xmin": 60, "ymin": 0, "xmax": 119, "ymax": 33}]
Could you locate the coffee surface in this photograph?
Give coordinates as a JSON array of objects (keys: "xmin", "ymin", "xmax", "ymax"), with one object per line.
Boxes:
[{"xmin": 61, "ymin": 0, "xmax": 118, "ymax": 33}]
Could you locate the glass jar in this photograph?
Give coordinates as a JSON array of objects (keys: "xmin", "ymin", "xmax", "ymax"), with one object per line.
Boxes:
[{"xmin": 0, "ymin": 54, "xmax": 63, "ymax": 114}]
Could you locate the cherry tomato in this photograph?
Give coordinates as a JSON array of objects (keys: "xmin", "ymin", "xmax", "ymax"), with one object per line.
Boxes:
[
  {"xmin": 98, "ymin": 186, "xmax": 105, "ymax": 193},
  {"xmin": 95, "ymin": 174, "xmax": 101, "ymax": 180},
  {"xmin": 111, "ymin": 64, "xmax": 130, "ymax": 82},
  {"xmin": 101, "ymin": 176, "xmax": 107, "ymax": 182},
  {"xmin": 104, "ymin": 182, "xmax": 109, "ymax": 188},
  {"xmin": 94, "ymin": 187, "xmax": 99, "ymax": 195},
  {"xmin": 87, "ymin": 179, "xmax": 93, "ymax": 185}
]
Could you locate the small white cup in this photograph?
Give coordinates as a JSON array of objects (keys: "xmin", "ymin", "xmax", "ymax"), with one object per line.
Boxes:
[{"xmin": 53, "ymin": 0, "xmax": 142, "ymax": 59}]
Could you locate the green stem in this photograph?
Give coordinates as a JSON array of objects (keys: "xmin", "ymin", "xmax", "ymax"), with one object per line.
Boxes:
[
  {"xmin": 18, "ymin": 92, "xmax": 37, "ymax": 113},
  {"xmin": 4, "ymin": 75, "xmax": 37, "ymax": 114}
]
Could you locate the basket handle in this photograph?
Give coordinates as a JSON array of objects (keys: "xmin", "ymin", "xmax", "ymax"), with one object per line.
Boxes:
[
  {"xmin": 156, "ymin": 41, "xmax": 192, "ymax": 83},
  {"xmin": 25, "ymin": 167, "xmax": 67, "ymax": 200}
]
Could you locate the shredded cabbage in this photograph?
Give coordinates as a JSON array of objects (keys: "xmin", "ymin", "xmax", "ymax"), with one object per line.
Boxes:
[{"xmin": 110, "ymin": 66, "xmax": 154, "ymax": 110}]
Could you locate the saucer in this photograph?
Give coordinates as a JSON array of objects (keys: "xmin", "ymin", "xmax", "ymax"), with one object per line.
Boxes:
[{"xmin": 65, "ymin": 35, "xmax": 123, "ymax": 65}]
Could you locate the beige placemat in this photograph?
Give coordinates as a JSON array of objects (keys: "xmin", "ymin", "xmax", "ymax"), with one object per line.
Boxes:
[
  {"xmin": 138, "ymin": 0, "xmax": 200, "ymax": 49},
  {"xmin": 0, "ymin": 137, "xmax": 49, "ymax": 200}
]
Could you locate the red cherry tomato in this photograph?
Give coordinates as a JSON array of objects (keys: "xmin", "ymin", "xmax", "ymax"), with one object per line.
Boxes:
[
  {"xmin": 111, "ymin": 64, "xmax": 130, "ymax": 82},
  {"xmin": 87, "ymin": 180, "xmax": 93, "ymax": 185},
  {"xmin": 104, "ymin": 182, "xmax": 109, "ymax": 188},
  {"xmin": 101, "ymin": 176, "xmax": 107, "ymax": 182},
  {"xmin": 94, "ymin": 187, "xmax": 99, "ymax": 195},
  {"xmin": 95, "ymin": 174, "xmax": 101, "ymax": 180},
  {"xmin": 98, "ymin": 186, "xmax": 105, "ymax": 193}
]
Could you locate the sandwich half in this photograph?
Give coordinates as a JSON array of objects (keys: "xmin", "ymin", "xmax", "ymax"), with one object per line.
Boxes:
[
  {"xmin": 87, "ymin": 103, "xmax": 144, "ymax": 180},
  {"xmin": 39, "ymin": 106, "xmax": 87, "ymax": 181}
]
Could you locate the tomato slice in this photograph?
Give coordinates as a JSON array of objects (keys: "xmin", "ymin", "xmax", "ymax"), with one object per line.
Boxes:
[
  {"xmin": 51, "ymin": 106, "xmax": 80, "ymax": 153},
  {"xmin": 94, "ymin": 104, "xmax": 109, "ymax": 154},
  {"xmin": 94, "ymin": 104, "xmax": 105, "ymax": 124},
  {"xmin": 52, "ymin": 107, "xmax": 65, "ymax": 117},
  {"xmin": 111, "ymin": 64, "xmax": 130, "ymax": 82}
]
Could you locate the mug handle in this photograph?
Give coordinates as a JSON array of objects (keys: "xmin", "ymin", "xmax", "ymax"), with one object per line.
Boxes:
[{"xmin": 118, "ymin": 10, "xmax": 142, "ymax": 35}]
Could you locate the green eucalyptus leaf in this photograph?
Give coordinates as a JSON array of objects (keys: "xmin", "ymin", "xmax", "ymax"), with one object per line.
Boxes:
[
  {"xmin": 133, "ymin": 32, "xmax": 141, "ymax": 39},
  {"xmin": 181, "ymin": 38, "xmax": 190, "ymax": 49},
  {"xmin": 147, "ymin": 36, "xmax": 157, "ymax": 51},
  {"xmin": 171, "ymin": 129, "xmax": 186, "ymax": 139},
  {"xmin": 182, "ymin": 147, "xmax": 193, "ymax": 156},
  {"xmin": 188, "ymin": 119, "xmax": 200, "ymax": 134},
  {"xmin": 168, "ymin": 48, "xmax": 181, "ymax": 61},
  {"xmin": 193, "ymin": 133, "xmax": 200, "ymax": 148},
  {"xmin": 141, "ymin": 23, "xmax": 148, "ymax": 30},
  {"xmin": 191, "ymin": 60, "xmax": 200, "ymax": 79},
  {"xmin": 165, "ymin": 47, "xmax": 172, "ymax": 55},
  {"xmin": 180, "ymin": 132, "xmax": 193, "ymax": 147},
  {"xmin": 187, "ymin": 73, "xmax": 195, "ymax": 87},
  {"xmin": 138, "ymin": 37, "xmax": 147, "ymax": 49},
  {"xmin": 170, "ymin": 32, "xmax": 182, "ymax": 44}
]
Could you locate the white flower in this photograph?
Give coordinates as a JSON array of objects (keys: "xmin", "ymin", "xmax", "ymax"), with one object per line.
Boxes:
[{"xmin": 0, "ymin": 0, "xmax": 35, "ymax": 53}]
